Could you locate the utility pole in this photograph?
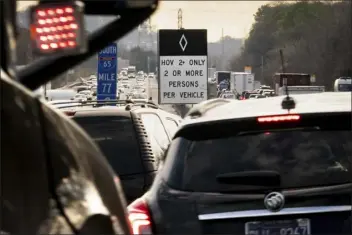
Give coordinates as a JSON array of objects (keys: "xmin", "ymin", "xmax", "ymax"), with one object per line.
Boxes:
[
  {"xmin": 221, "ymin": 28, "xmax": 225, "ymax": 70},
  {"xmin": 261, "ymin": 55, "xmax": 264, "ymax": 82},
  {"xmin": 147, "ymin": 18, "xmax": 152, "ymax": 50},
  {"xmin": 146, "ymin": 18, "xmax": 152, "ymax": 73},
  {"xmin": 137, "ymin": 25, "xmax": 141, "ymax": 48},
  {"xmin": 178, "ymin": 9, "xmax": 183, "ymax": 29},
  {"xmin": 221, "ymin": 28, "xmax": 224, "ymax": 56},
  {"xmin": 177, "ymin": 8, "xmax": 190, "ymax": 112}
]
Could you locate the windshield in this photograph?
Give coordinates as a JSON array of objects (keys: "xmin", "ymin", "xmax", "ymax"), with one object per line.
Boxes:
[
  {"xmin": 15, "ymin": 0, "xmax": 351, "ymax": 193},
  {"xmin": 73, "ymin": 116, "xmax": 143, "ymax": 175},
  {"xmin": 168, "ymin": 131, "xmax": 351, "ymax": 193},
  {"xmin": 244, "ymin": 93, "xmax": 253, "ymax": 98},
  {"xmin": 221, "ymin": 92, "xmax": 234, "ymax": 99},
  {"xmin": 132, "ymin": 93, "xmax": 147, "ymax": 99},
  {"xmin": 17, "ymin": 1, "xmax": 350, "ymax": 92},
  {"xmin": 338, "ymin": 84, "xmax": 352, "ymax": 92},
  {"xmin": 128, "ymin": 67, "xmax": 136, "ymax": 73}
]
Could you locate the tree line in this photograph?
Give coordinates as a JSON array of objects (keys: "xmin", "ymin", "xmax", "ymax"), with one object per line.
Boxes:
[{"xmin": 229, "ymin": 1, "xmax": 351, "ymax": 90}]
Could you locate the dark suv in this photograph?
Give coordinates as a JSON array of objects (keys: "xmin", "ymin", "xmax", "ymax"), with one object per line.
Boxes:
[
  {"xmin": 55, "ymin": 101, "xmax": 182, "ymax": 203},
  {"xmin": 127, "ymin": 93, "xmax": 352, "ymax": 234}
]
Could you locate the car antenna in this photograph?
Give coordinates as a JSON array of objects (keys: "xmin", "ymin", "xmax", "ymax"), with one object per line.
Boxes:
[{"xmin": 279, "ymin": 49, "xmax": 296, "ymax": 111}]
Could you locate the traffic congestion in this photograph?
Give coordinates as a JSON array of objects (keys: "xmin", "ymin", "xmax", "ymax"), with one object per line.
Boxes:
[
  {"xmin": 37, "ymin": 67, "xmax": 154, "ymax": 102},
  {"xmin": 2, "ymin": 1, "xmax": 352, "ymax": 234}
]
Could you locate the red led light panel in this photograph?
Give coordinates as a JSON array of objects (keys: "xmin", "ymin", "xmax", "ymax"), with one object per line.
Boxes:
[{"xmin": 30, "ymin": 3, "xmax": 84, "ymax": 54}]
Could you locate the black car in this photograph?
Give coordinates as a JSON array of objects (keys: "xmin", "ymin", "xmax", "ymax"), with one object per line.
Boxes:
[
  {"xmin": 57, "ymin": 101, "xmax": 182, "ymax": 203},
  {"xmin": 127, "ymin": 93, "xmax": 352, "ymax": 234}
]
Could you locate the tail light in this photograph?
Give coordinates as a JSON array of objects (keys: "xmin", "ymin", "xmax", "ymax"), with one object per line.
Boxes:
[
  {"xmin": 257, "ymin": 114, "xmax": 300, "ymax": 123},
  {"xmin": 127, "ymin": 198, "xmax": 153, "ymax": 234},
  {"xmin": 63, "ymin": 110, "xmax": 76, "ymax": 116},
  {"xmin": 29, "ymin": 1, "xmax": 87, "ymax": 56}
]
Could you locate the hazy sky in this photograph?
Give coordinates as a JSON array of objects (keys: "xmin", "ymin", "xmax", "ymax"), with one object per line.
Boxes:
[
  {"xmin": 18, "ymin": 1, "xmax": 267, "ymax": 42},
  {"xmin": 152, "ymin": 1, "xmax": 267, "ymax": 41}
]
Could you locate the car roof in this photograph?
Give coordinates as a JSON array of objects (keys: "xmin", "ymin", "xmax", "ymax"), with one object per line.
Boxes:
[
  {"xmin": 133, "ymin": 106, "xmax": 182, "ymax": 121},
  {"xmin": 58, "ymin": 103, "xmax": 182, "ymax": 120},
  {"xmin": 180, "ymin": 92, "xmax": 351, "ymax": 127},
  {"xmin": 69, "ymin": 106, "xmax": 132, "ymax": 118}
]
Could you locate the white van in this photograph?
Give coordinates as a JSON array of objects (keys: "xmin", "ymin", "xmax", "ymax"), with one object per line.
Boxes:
[
  {"xmin": 334, "ymin": 77, "xmax": 352, "ymax": 92},
  {"xmin": 45, "ymin": 89, "xmax": 76, "ymax": 101}
]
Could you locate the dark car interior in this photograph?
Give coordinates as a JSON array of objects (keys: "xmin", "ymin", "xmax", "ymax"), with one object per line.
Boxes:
[{"xmin": 1, "ymin": 0, "xmax": 159, "ymax": 233}]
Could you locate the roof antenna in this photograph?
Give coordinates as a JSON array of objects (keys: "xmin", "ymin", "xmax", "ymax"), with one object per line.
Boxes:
[{"xmin": 279, "ymin": 49, "xmax": 296, "ymax": 111}]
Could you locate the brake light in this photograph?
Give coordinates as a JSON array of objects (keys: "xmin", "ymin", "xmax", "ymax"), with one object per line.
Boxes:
[
  {"xmin": 29, "ymin": 1, "xmax": 86, "ymax": 56},
  {"xmin": 127, "ymin": 198, "xmax": 153, "ymax": 234},
  {"xmin": 257, "ymin": 114, "xmax": 300, "ymax": 123},
  {"xmin": 63, "ymin": 110, "xmax": 76, "ymax": 116}
]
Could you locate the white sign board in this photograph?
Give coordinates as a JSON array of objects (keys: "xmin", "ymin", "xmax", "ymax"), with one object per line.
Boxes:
[
  {"xmin": 158, "ymin": 29, "xmax": 208, "ymax": 104},
  {"xmin": 159, "ymin": 56, "xmax": 207, "ymax": 104}
]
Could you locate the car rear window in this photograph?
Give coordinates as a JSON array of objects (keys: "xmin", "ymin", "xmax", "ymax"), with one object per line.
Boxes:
[
  {"xmin": 168, "ymin": 131, "xmax": 351, "ymax": 193},
  {"xmin": 244, "ymin": 93, "xmax": 252, "ymax": 99},
  {"xmin": 73, "ymin": 116, "xmax": 143, "ymax": 175}
]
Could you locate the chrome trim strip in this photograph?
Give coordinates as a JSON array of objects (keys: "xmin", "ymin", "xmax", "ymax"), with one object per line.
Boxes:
[{"xmin": 198, "ymin": 205, "xmax": 352, "ymax": 221}]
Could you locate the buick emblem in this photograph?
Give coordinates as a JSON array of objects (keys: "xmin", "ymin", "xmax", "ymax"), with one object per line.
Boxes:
[{"xmin": 264, "ymin": 192, "xmax": 285, "ymax": 212}]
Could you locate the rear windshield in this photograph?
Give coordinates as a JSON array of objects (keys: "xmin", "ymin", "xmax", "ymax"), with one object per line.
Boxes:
[
  {"xmin": 168, "ymin": 131, "xmax": 351, "ymax": 193},
  {"xmin": 132, "ymin": 94, "xmax": 147, "ymax": 99},
  {"xmin": 73, "ymin": 116, "xmax": 143, "ymax": 175},
  {"xmin": 338, "ymin": 84, "xmax": 352, "ymax": 91},
  {"xmin": 244, "ymin": 93, "xmax": 253, "ymax": 98}
]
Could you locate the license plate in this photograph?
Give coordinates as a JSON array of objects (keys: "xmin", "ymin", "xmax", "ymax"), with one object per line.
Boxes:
[{"xmin": 245, "ymin": 218, "xmax": 310, "ymax": 235}]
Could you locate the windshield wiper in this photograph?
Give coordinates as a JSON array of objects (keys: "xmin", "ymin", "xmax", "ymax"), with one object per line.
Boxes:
[{"xmin": 216, "ymin": 170, "xmax": 281, "ymax": 187}]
